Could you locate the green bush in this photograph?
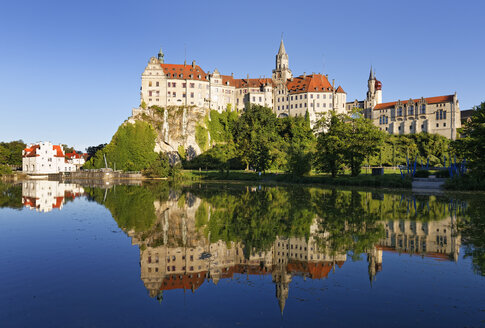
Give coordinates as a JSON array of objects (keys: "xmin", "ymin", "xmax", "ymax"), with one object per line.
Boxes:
[{"xmin": 0, "ymin": 164, "xmax": 12, "ymax": 176}]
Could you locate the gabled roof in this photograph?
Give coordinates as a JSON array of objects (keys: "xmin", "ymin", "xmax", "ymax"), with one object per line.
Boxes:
[
  {"xmin": 53, "ymin": 145, "xmax": 64, "ymax": 157},
  {"xmin": 234, "ymin": 78, "xmax": 274, "ymax": 89},
  {"xmin": 373, "ymin": 95, "xmax": 454, "ymax": 110},
  {"xmin": 66, "ymin": 151, "xmax": 83, "ymax": 159},
  {"xmin": 336, "ymin": 85, "xmax": 345, "ymax": 93},
  {"xmin": 23, "ymin": 145, "xmax": 40, "ymax": 157},
  {"xmin": 160, "ymin": 272, "xmax": 207, "ymax": 291},
  {"xmin": 286, "ymin": 74, "xmax": 333, "ymax": 94},
  {"xmin": 160, "ymin": 63, "xmax": 208, "ymax": 81}
]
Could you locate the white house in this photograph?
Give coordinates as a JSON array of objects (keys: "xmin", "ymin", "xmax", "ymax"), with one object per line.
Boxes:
[
  {"xmin": 65, "ymin": 151, "xmax": 86, "ymax": 169},
  {"xmin": 22, "ymin": 142, "xmax": 77, "ymax": 174}
]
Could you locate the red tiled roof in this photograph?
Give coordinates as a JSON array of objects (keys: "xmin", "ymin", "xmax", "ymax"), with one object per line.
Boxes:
[
  {"xmin": 287, "ymin": 260, "xmax": 337, "ymax": 279},
  {"xmin": 53, "ymin": 145, "xmax": 64, "ymax": 157},
  {"xmin": 22, "ymin": 196, "xmax": 39, "ymax": 208},
  {"xmin": 373, "ymin": 95, "xmax": 454, "ymax": 110},
  {"xmin": 161, "ymin": 63, "xmax": 208, "ymax": 81},
  {"xmin": 52, "ymin": 197, "xmax": 64, "ymax": 209},
  {"xmin": 66, "ymin": 151, "xmax": 83, "ymax": 159},
  {"xmin": 336, "ymin": 85, "xmax": 345, "ymax": 93},
  {"xmin": 233, "ymin": 78, "xmax": 274, "ymax": 89},
  {"xmin": 23, "ymin": 145, "xmax": 40, "ymax": 158},
  {"xmin": 160, "ymin": 272, "xmax": 207, "ymax": 291},
  {"xmin": 286, "ymin": 74, "xmax": 333, "ymax": 94}
]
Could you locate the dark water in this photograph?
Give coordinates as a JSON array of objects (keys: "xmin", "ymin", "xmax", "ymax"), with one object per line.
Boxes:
[{"xmin": 0, "ymin": 181, "xmax": 484, "ymax": 327}]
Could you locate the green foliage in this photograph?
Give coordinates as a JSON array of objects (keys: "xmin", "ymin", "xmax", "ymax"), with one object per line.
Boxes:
[
  {"xmin": 459, "ymin": 195, "xmax": 485, "ymax": 275},
  {"xmin": 0, "ymin": 140, "xmax": 26, "ymax": 166},
  {"xmin": 0, "ymin": 183, "xmax": 22, "ymax": 208},
  {"xmin": 84, "ymin": 121, "xmax": 158, "ymax": 171},
  {"xmin": 177, "ymin": 145, "xmax": 186, "ymax": 161},
  {"xmin": 141, "ymin": 100, "xmax": 147, "ymax": 109},
  {"xmin": 195, "ymin": 125, "xmax": 208, "ymax": 151},
  {"xmin": 370, "ymin": 133, "xmax": 450, "ymax": 167},
  {"xmin": 315, "ymin": 111, "xmax": 385, "ymax": 177},
  {"xmin": 143, "ymin": 153, "xmax": 171, "ymax": 178},
  {"xmin": 452, "ymin": 102, "xmax": 485, "ymax": 180},
  {"xmin": 0, "ymin": 164, "xmax": 12, "ymax": 176}
]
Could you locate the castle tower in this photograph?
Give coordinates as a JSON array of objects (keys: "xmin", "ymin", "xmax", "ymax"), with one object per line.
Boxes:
[
  {"xmin": 272, "ymin": 39, "xmax": 292, "ymax": 82},
  {"xmin": 366, "ymin": 66, "xmax": 382, "ymax": 109},
  {"xmin": 272, "ymin": 264, "xmax": 292, "ymax": 315}
]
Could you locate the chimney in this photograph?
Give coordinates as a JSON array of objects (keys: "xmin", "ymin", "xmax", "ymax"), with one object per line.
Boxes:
[
  {"xmin": 184, "ymin": 60, "xmax": 186, "ymax": 66},
  {"xmin": 192, "ymin": 60, "xmax": 196, "ymax": 68},
  {"xmin": 303, "ymin": 72, "xmax": 306, "ymax": 78}
]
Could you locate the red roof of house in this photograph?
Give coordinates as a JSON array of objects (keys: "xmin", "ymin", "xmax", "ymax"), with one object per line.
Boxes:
[
  {"xmin": 161, "ymin": 63, "xmax": 208, "ymax": 81},
  {"xmin": 287, "ymin": 260, "xmax": 339, "ymax": 279},
  {"xmin": 23, "ymin": 145, "xmax": 40, "ymax": 157},
  {"xmin": 53, "ymin": 145, "xmax": 64, "ymax": 157},
  {"xmin": 66, "ymin": 151, "xmax": 83, "ymax": 159},
  {"xmin": 22, "ymin": 196, "xmax": 39, "ymax": 208},
  {"xmin": 336, "ymin": 85, "xmax": 345, "ymax": 93},
  {"xmin": 373, "ymin": 95, "xmax": 454, "ymax": 110},
  {"xmin": 52, "ymin": 197, "xmax": 64, "ymax": 209},
  {"xmin": 286, "ymin": 74, "xmax": 334, "ymax": 94}
]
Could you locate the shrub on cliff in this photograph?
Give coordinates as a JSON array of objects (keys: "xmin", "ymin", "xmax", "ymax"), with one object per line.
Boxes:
[{"xmin": 84, "ymin": 121, "xmax": 158, "ymax": 171}]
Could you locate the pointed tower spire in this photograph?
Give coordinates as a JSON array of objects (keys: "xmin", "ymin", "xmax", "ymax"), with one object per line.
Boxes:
[
  {"xmin": 278, "ymin": 38, "xmax": 286, "ymax": 55},
  {"xmin": 369, "ymin": 65, "xmax": 374, "ymax": 80}
]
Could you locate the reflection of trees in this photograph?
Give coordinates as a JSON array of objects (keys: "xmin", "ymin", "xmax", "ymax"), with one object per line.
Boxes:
[
  {"xmin": 193, "ymin": 186, "xmax": 315, "ymax": 257},
  {"xmin": 459, "ymin": 196, "xmax": 485, "ymax": 276},
  {"xmin": 0, "ymin": 183, "xmax": 22, "ymax": 209},
  {"xmin": 85, "ymin": 183, "xmax": 170, "ymax": 232},
  {"xmin": 312, "ymin": 189, "xmax": 385, "ymax": 260}
]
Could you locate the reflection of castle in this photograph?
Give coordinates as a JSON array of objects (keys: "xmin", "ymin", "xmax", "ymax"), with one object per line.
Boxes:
[
  {"xmin": 127, "ymin": 196, "xmax": 346, "ymax": 313},
  {"xmin": 22, "ymin": 181, "xmax": 84, "ymax": 212},
  {"xmin": 368, "ymin": 217, "xmax": 461, "ymax": 283}
]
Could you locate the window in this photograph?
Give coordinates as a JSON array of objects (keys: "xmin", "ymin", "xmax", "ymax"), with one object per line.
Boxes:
[
  {"xmin": 190, "ymin": 83, "xmax": 195, "ymax": 88},
  {"xmin": 149, "ymin": 81, "xmax": 152, "ymax": 87},
  {"xmin": 397, "ymin": 107, "xmax": 402, "ymax": 116},
  {"xmin": 156, "ymin": 82, "xmax": 159, "ymax": 87},
  {"xmin": 310, "ymin": 94, "xmax": 313, "ymax": 99},
  {"xmin": 420, "ymin": 104, "xmax": 426, "ymax": 114},
  {"xmin": 317, "ymin": 94, "xmax": 320, "ymax": 99},
  {"xmin": 173, "ymin": 92, "xmax": 176, "ymax": 97},
  {"xmin": 173, "ymin": 82, "xmax": 176, "ymax": 88},
  {"xmin": 409, "ymin": 106, "xmax": 414, "ymax": 115},
  {"xmin": 149, "ymin": 91, "xmax": 152, "ymax": 96},
  {"xmin": 182, "ymin": 93, "xmax": 186, "ymax": 98},
  {"xmin": 190, "ymin": 92, "xmax": 194, "ymax": 98},
  {"xmin": 443, "ymin": 123, "xmax": 447, "ymax": 127},
  {"xmin": 436, "ymin": 123, "xmax": 439, "ymax": 127},
  {"xmin": 323, "ymin": 94, "xmax": 326, "ymax": 99},
  {"xmin": 259, "ymin": 97, "xmax": 262, "ymax": 102}
]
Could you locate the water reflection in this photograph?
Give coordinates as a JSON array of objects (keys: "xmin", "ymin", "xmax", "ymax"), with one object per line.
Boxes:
[
  {"xmin": 21, "ymin": 180, "xmax": 84, "ymax": 212},
  {"xmin": 1, "ymin": 180, "xmax": 483, "ymax": 307}
]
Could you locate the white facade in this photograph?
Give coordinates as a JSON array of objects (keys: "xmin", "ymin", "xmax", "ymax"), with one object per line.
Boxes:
[{"xmin": 22, "ymin": 142, "xmax": 77, "ymax": 174}]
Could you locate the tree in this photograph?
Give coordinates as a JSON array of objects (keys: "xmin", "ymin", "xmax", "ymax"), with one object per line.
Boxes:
[
  {"xmin": 233, "ymin": 105, "xmax": 281, "ymax": 172},
  {"xmin": 314, "ymin": 111, "xmax": 348, "ymax": 177},
  {"xmin": 0, "ymin": 140, "xmax": 26, "ymax": 166},
  {"xmin": 344, "ymin": 111, "xmax": 385, "ymax": 176},
  {"xmin": 85, "ymin": 144, "xmax": 107, "ymax": 160},
  {"xmin": 452, "ymin": 102, "xmax": 485, "ymax": 179},
  {"xmin": 84, "ymin": 121, "xmax": 158, "ymax": 171}
]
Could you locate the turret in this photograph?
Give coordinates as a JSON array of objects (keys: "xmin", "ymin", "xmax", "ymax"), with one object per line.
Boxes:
[
  {"xmin": 158, "ymin": 48, "xmax": 164, "ymax": 63},
  {"xmin": 272, "ymin": 38, "xmax": 292, "ymax": 82}
]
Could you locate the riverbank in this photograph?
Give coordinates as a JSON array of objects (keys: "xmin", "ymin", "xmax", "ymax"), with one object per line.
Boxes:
[{"xmin": 181, "ymin": 170, "xmax": 413, "ymax": 189}]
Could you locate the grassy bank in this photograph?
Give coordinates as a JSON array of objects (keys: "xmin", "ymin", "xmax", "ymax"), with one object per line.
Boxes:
[{"xmin": 182, "ymin": 170, "xmax": 412, "ymax": 189}]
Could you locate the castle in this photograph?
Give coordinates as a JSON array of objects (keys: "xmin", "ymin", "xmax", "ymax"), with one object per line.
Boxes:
[
  {"xmin": 138, "ymin": 39, "xmax": 461, "ymax": 139},
  {"xmin": 139, "ymin": 39, "xmax": 347, "ymax": 127}
]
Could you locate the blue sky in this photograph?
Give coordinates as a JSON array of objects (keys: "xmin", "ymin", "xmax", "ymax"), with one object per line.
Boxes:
[{"xmin": 0, "ymin": 0, "xmax": 483, "ymax": 150}]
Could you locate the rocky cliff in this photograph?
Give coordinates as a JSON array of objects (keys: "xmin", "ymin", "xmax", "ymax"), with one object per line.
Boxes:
[{"xmin": 128, "ymin": 105, "xmax": 209, "ymax": 160}]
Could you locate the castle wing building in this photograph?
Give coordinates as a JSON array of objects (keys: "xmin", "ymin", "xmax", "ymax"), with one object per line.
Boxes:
[{"xmin": 346, "ymin": 67, "xmax": 461, "ymax": 139}]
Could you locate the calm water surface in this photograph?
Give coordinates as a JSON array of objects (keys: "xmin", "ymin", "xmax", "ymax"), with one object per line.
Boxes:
[{"xmin": 0, "ymin": 181, "xmax": 484, "ymax": 327}]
